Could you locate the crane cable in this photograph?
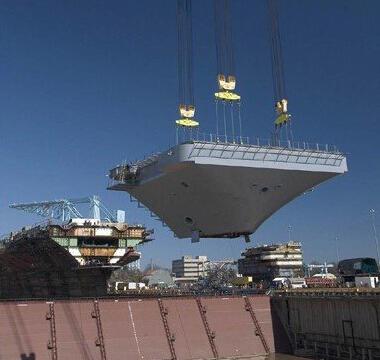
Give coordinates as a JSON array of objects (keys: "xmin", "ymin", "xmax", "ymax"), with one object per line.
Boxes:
[
  {"xmin": 214, "ymin": 0, "xmax": 235, "ymax": 80},
  {"xmin": 176, "ymin": 0, "xmax": 198, "ymax": 133},
  {"xmin": 214, "ymin": 0, "xmax": 242, "ymax": 144},
  {"xmin": 269, "ymin": 0, "xmax": 286, "ymax": 104},
  {"xmin": 268, "ymin": 0, "xmax": 293, "ymax": 141}
]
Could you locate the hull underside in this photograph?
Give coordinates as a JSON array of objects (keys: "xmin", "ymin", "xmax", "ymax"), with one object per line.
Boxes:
[
  {"xmin": 0, "ymin": 236, "xmax": 117, "ymax": 298},
  {"xmin": 109, "ymin": 141, "xmax": 347, "ymax": 239}
]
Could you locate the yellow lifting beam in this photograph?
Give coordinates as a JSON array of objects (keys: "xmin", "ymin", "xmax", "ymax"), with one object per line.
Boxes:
[
  {"xmin": 176, "ymin": 104, "xmax": 199, "ymax": 127},
  {"xmin": 176, "ymin": 118, "xmax": 199, "ymax": 127},
  {"xmin": 274, "ymin": 98, "xmax": 291, "ymax": 126},
  {"xmin": 215, "ymin": 74, "xmax": 241, "ymax": 101}
]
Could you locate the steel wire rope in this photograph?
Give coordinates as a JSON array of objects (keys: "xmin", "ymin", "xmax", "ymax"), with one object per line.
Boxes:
[
  {"xmin": 225, "ymin": 0, "xmax": 235, "ymax": 76},
  {"xmin": 177, "ymin": 0, "xmax": 196, "ymax": 140},
  {"xmin": 215, "ymin": 100, "xmax": 219, "ymax": 140},
  {"xmin": 214, "ymin": 0, "xmax": 222, "ymax": 77},
  {"xmin": 214, "ymin": 0, "xmax": 242, "ymax": 143},
  {"xmin": 223, "ymin": 101, "xmax": 227, "ymax": 142},
  {"xmin": 230, "ymin": 102, "xmax": 235, "ymax": 143},
  {"xmin": 268, "ymin": 0, "xmax": 286, "ymax": 102},
  {"xmin": 238, "ymin": 102, "xmax": 242, "ymax": 143},
  {"xmin": 268, "ymin": 0, "xmax": 292, "ymax": 143}
]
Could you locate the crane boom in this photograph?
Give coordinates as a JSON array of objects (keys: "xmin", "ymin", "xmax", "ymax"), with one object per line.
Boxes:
[{"xmin": 9, "ymin": 195, "xmax": 118, "ymax": 223}]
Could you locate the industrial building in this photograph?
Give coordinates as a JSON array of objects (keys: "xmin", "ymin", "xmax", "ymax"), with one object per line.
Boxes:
[
  {"xmin": 238, "ymin": 241, "xmax": 303, "ymax": 284},
  {"xmin": 172, "ymin": 255, "xmax": 208, "ymax": 284}
]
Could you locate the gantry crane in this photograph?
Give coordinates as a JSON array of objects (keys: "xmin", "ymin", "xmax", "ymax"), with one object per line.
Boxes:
[{"xmin": 9, "ymin": 195, "xmax": 120, "ymax": 223}]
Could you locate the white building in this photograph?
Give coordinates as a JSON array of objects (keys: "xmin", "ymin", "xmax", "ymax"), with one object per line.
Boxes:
[{"xmin": 172, "ymin": 255, "xmax": 208, "ymax": 284}]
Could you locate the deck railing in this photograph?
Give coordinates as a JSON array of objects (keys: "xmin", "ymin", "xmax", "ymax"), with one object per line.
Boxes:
[
  {"xmin": 108, "ymin": 133, "xmax": 344, "ymax": 187},
  {"xmin": 183, "ymin": 132, "xmax": 340, "ymax": 154}
]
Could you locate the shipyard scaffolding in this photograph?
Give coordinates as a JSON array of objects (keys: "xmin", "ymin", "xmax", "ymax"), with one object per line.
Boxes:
[{"xmin": 0, "ymin": 196, "xmax": 153, "ymax": 298}]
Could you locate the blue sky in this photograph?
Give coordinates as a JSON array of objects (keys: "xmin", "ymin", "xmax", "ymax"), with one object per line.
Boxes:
[{"xmin": 0, "ymin": 0, "xmax": 379, "ymax": 267}]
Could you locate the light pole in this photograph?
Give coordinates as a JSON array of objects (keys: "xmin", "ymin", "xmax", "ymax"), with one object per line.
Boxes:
[
  {"xmin": 288, "ymin": 224, "xmax": 292, "ymax": 242},
  {"xmin": 335, "ymin": 236, "xmax": 340, "ymax": 264},
  {"xmin": 369, "ymin": 209, "xmax": 380, "ymax": 265}
]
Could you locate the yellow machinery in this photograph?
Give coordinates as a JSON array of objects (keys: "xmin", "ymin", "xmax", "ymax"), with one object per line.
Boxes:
[
  {"xmin": 176, "ymin": 104, "xmax": 199, "ymax": 127},
  {"xmin": 215, "ymin": 74, "xmax": 241, "ymax": 102},
  {"xmin": 274, "ymin": 98, "xmax": 291, "ymax": 127}
]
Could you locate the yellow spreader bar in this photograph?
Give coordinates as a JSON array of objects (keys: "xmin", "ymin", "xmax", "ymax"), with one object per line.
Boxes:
[
  {"xmin": 176, "ymin": 118, "xmax": 199, "ymax": 127},
  {"xmin": 274, "ymin": 113, "xmax": 291, "ymax": 126},
  {"xmin": 215, "ymin": 91, "xmax": 241, "ymax": 101}
]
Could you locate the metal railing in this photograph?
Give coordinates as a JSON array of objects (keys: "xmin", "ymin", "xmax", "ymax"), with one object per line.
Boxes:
[
  {"xmin": 108, "ymin": 133, "xmax": 344, "ymax": 187},
  {"xmin": 273, "ymin": 287, "xmax": 380, "ymax": 297},
  {"xmin": 184, "ymin": 132, "xmax": 341, "ymax": 154},
  {"xmin": 189, "ymin": 140, "xmax": 345, "ymax": 167}
]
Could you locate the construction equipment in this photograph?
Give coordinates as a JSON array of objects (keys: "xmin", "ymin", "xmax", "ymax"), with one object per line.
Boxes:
[
  {"xmin": 306, "ymin": 262, "xmax": 334, "ymax": 277},
  {"xmin": 9, "ymin": 195, "xmax": 119, "ymax": 223}
]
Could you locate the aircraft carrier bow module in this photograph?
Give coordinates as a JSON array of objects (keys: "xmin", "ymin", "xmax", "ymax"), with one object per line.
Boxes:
[{"xmin": 108, "ymin": 138, "xmax": 347, "ymax": 242}]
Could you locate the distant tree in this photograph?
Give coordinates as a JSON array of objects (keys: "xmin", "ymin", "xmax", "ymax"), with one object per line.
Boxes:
[
  {"xmin": 202, "ymin": 267, "xmax": 237, "ymax": 290},
  {"xmin": 109, "ymin": 267, "xmax": 145, "ymax": 283},
  {"xmin": 142, "ymin": 263, "xmax": 170, "ymax": 274},
  {"xmin": 328, "ymin": 262, "xmax": 338, "ymax": 276}
]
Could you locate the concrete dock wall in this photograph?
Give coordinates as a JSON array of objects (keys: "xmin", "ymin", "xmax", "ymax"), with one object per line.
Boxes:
[
  {"xmin": 0, "ymin": 295, "xmax": 290, "ymax": 360},
  {"xmin": 272, "ymin": 292, "xmax": 380, "ymax": 359}
]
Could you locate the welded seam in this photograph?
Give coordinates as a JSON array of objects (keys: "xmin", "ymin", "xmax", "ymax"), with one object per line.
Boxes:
[{"xmin": 128, "ymin": 301, "xmax": 143, "ymax": 359}]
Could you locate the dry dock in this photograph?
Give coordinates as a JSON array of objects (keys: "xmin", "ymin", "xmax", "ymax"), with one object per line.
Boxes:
[
  {"xmin": 0, "ymin": 295, "xmax": 290, "ymax": 360},
  {"xmin": 272, "ymin": 288, "xmax": 380, "ymax": 359}
]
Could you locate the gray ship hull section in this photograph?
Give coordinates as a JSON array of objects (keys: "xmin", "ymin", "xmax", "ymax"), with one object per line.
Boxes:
[{"xmin": 109, "ymin": 142, "xmax": 347, "ymax": 239}]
